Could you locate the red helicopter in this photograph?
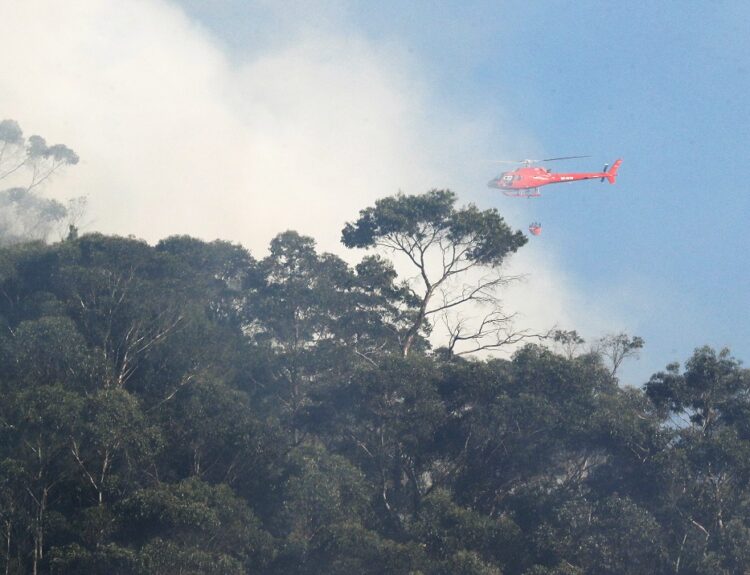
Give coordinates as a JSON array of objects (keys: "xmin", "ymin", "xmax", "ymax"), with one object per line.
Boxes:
[{"xmin": 488, "ymin": 156, "xmax": 622, "ymax": 197}]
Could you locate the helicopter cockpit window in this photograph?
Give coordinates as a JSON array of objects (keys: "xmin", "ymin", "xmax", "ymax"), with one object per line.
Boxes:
[{"xmin": 502, "ymin": 174, "xmax": 514, "ymax": 183}]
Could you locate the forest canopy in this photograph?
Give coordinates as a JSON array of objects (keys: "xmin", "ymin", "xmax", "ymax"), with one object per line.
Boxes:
[{"xmin": 0, "ymin": 193, "xmax": 748, "ymax": 574}]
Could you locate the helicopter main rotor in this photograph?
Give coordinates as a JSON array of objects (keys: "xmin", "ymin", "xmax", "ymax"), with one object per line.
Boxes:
[{"xmin": 493, "ymin": 155, "xmax": 591, "ymax": 167}]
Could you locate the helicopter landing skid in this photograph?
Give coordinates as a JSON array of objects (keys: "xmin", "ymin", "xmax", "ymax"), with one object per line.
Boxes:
[{"xmin": 503, "ymin": 188, "xmax": 540, "ymax": 198}]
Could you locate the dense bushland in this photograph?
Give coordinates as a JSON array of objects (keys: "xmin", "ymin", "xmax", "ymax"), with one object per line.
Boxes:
[{"xmin": 0, "ymin": 212, "xmax": 748, "ymax": 574}]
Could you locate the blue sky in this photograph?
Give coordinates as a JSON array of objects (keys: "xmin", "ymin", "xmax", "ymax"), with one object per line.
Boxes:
[
  {"xmin": 176, "ymin": 0, "xmax": 750, "ymax": 382},
  {"xmin": 2, "ymin": 0, "xmax": 747, "ymax": 385}
]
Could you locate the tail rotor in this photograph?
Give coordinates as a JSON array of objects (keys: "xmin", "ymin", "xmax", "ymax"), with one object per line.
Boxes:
[{"xmin": 603, "ymin": 159, "xmax": 622, "ymax": 184}]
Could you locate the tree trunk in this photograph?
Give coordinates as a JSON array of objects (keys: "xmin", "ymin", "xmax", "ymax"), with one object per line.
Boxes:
[
  {"xmin": 32, "ymin": 488, "xmax": 48, "ymax": 575},
  {"xmin": 4, "ymin": 520, "xmax": 10, "ymax": 575},
  {"xmin": 401, "ymin": 289, "xmax": 432, "ymax": 356}
]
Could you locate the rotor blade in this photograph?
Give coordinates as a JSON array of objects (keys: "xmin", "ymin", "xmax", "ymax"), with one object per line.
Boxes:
[{"xmin": 541, "ymin": 155, "xmax": 591, "ymax": 162}]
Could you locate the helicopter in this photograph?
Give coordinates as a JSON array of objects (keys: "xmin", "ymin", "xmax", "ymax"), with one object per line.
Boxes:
[{"xmin": 488, "ymin": 156, "xmax": 622, "ymax": 197}]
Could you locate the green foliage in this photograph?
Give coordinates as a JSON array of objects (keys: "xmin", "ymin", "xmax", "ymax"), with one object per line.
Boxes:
[
  {"xmin": 122, "ymin": 478, "xmax": 274, "ymax": 573},
  {"xmin": 341, "ymin": 190, "xmax": 528, "ymax": 356},
  {"xmin": 49, "ymin": 542, "xmax": 137, "ymax": 575},
  {"xmin": 441, "ymin": 550, "xmax": 503, "ymax": 575},
  {"xmin": 646, "ymin": 346, "xmax": 749, "ymax": 433},
  {"xmin": 277, "ymin": 444, "xmax": 370, "ymax": 539},
  {"xmin": 414, "ymin": 488, "xmax": 520, "ymax": 569},
  {"xmin": 536, "ymin": 496, "xmax": 668, "ymax": 574},
  {"xmin": 299, "ymin": 521, "xmax": 428, "ymax": 575},
  {"xmin": 1, "ymin": 229, "xmax": 749, "ymax": 575},
  {"xmin": 341, "ymin": 190, "xmax": 526, "ymax": 267}
]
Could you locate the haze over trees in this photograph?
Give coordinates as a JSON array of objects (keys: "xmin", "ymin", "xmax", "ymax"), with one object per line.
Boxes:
[
  {"xmin": 1, "ymin": 184, "xmax": 749, "ymax": 574},
  {"xmin": 0, "ymin": 119, "xmax": 81, "ymax": 246}
]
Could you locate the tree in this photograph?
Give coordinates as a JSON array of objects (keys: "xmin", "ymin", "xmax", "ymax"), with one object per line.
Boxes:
[
  {"xmin": 536, "ymin": 496, "xmax": 668, "ymax": 574},
  {"xmin": 272, "ymin": 444, "xmax": 370, "ymax": 549},
  {"xmin": 7, "ymin": 223, "xmax": 750, "ymax": 574},
  {"xmin": 313, "ymin": 356, "xmax": 447, "ymax": 529},
  {"xmin": 119, "ymin": 478, "xmax": 274, "ymax": 574},
  {"xmin": 413, "ymin": 488, "xmax": 520, "ymax": 572},
  {"xmin": 70, "ymin": 388, "xmax": 160, "ymax": 508},
  {"xmin": 342, "ymin": 190, "xmax": 528, "ymax": 356},
  {"xmin": 0, "ymin": 384, "xmax": 82, "ymax": 575},
  {"xmin": 0, "ymin": 119, "xmax": 80, "ymax": 244},
  {"xmin": 645, "ymin": 346, "xmax": 749, "ymax": 435},
  {"xmin": 57, "ymin": 235, "xmax": 187, "ymax": 389},
  {"xmin": 593, "ymin": 332, "xmax": 644, "ymax": 378},
  {"xmin": 155, "ymin": 378, "xmax": 280, "ymax": 505},
  {"xmin": 551, "ymin": 329, "xmax": 586, "ymax": 360},
  {"xmin": 645, "ymin": 348, "xmax": 750, "ymax": 574},
  {"xmin": 250, "ymin": 231, "xmax": 410, "ymax": 357},
  {"xmin": 246, "ymin": 231, "xmax": 414, "ymax": 443}
]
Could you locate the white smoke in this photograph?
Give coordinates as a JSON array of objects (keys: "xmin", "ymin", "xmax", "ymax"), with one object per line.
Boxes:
[
  {"xmin": 0, "ymin": 0, "xmax": 437, "ymax": 252},
  {"xmin": 0, "ymin": 0, "xmax": 627, "ymax": 355}
]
